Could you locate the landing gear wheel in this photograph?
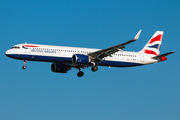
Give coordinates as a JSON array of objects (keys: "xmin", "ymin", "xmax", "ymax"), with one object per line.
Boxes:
[
  {"xmin": 22, "ymin": 66, "xmax": 27, "ymax": 69},
  {"xmin": 77, "ymin": 71, "xmax": 84, "ymax": 77},
  {"xmin": 91, "ymin": 66, "xmax": 98, "ymax": 72}
]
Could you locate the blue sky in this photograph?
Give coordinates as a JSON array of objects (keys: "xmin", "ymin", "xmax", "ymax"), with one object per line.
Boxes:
[{"xmin": 1, "ymin": 0, "xmax": 180, "ymax": 120}]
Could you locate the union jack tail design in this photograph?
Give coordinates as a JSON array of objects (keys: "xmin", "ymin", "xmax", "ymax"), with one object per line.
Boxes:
[{"xmin": 141, "ymin": 31, "xmax": 163, "ymax": 56}]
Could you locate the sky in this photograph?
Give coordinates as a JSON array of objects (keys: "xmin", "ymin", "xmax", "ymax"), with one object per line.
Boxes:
[{"xmin": 0, "ymin": 0, "xmax": 180, "ymax": 120}]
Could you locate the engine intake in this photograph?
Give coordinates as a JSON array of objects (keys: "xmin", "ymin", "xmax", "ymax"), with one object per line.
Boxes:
[
  {"xmin": 72, "ymin": 54, "xmax": 91, "ymax": 64},
  {"xmin": 51, "ymin": 63, "xmax": 71, "ymax": 73}
]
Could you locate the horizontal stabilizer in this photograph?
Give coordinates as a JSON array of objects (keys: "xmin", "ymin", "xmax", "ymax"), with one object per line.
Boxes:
[{"xmin": 152, "ymin": 51, "xmax": 175, "ymax": 59}]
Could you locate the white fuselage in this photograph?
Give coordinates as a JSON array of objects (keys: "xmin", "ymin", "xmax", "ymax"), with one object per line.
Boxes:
[{"xmin": 5, "ymin": 43, "xmax": 158, "ymax": 67}]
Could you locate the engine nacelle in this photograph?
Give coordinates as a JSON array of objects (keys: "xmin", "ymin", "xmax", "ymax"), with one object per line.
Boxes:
[
  {"xmin": 51, "ymin": 63, "xmax": 71, "ymax": 73},
  {"xmin": 72, "ymin": 54, "xmax": 91, "ymax": 64}
]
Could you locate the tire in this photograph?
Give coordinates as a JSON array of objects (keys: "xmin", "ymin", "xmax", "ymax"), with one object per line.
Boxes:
[
  {"xmin": 22, "ymin": 66, "xmax": 27, "ymax": 69},
  {"xmin": 91, "ymin": 66, "xmax": 98, "ymax": 72},
  {"xmin": 77, "ymin": 71, "xmax": 84, "ymax": 77}
]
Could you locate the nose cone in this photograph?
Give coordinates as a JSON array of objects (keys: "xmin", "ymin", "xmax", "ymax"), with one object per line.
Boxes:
[
  {"xmin": 5, "ymin": 50, "xmax": 10, "ymax": 57},
  {"xmin": 5, "ymin": 49, "xmax": 15, "ymax": 58}
]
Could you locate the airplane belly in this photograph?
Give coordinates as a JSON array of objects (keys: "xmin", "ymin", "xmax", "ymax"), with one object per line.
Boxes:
[{"xmin": 99, "ymin": 60, "xmax": 143, "ymax": 67}]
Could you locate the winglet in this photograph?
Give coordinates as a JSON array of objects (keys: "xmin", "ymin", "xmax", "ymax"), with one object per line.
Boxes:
[{"xmin": 133, "ymin": 30, "xmax": 142, "ymax": 40}]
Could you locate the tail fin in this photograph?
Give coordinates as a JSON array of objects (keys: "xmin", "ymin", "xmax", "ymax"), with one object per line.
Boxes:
[{"xmin": 141, "ymin": 31, "xmax": 163, "ymax": 56}]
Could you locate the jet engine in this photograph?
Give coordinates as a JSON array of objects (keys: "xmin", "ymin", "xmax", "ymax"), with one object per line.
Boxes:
[
  {"xmin": 72, "ymin": 54, "xmax": 91, "ymax": 64},
  {"xmin": 51, "ymin": 63, "xmax": 71, "ymax": 73}
]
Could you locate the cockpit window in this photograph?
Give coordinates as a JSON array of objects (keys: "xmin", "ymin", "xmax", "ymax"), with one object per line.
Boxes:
[{"xmin": 11, "ymin": 46, "xmax": 20, "ymax": 49}]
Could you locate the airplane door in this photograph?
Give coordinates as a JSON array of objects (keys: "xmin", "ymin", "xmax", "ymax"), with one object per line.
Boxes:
[
  {"xmin": 25, "ymin": 48, "xmax": 30, "ymax": 53},
  {"xmin": 140, "ymin": 53, "xmax": 144, "ymax": 62}
]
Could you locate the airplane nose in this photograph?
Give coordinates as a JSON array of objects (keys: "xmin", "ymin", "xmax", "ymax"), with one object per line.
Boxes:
[
  {"xmin": 5, "ymin": 50, "xmax": 11, "ymax": 57},
  {"xmin": 5, "ymin": 50, "xmax": 9, "ymax": 56},
  {"xmin": 5, "ymin": 49, "xmax": 19, "ymax": 59}
]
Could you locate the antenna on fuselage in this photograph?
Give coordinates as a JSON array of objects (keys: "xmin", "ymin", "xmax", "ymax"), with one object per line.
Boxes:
[{"xmin": 25, "ymin": 42, "xmax": 27, "ymax": 44}]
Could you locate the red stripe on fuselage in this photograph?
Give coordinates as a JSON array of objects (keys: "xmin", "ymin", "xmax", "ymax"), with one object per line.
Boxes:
[
  {"xmin": 22, "ymin": 45, "xmax": 39, "ymax": 47},
  {"xmin": 149, "ymin": 34, "xmax": 163, "ymax": 44}
]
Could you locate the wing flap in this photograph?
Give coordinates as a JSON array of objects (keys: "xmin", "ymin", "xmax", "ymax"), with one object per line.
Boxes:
[{"xmin": 88, "ymin": 30, "xmax": 142, "ymax": 62}]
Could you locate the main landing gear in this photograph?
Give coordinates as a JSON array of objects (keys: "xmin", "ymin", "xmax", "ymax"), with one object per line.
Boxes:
[
  {"xmin": 22, "ymin": 60, "xmax": 27, "ymax": 69},
  {"xmin": 91, "ymin": 66, "xmax": 98, "ymax": 72},
  {"xmin": 77, "ymin": 65, "xmax": 98, "ymax": 77},
  {"xmin": 77, "ymin": 71, "xmax": 84, "ymax": 77},
  {"xmin": 77, "ymin": 67, "xmax": 84, "ymax": 77}
]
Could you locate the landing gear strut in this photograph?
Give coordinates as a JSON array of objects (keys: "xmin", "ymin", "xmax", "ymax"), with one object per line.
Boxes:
[{"xmin": 22, "ymin": 60, "xmax": 27, "ymax": 69}]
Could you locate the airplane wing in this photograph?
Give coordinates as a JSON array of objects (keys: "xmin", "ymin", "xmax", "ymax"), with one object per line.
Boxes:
[{"xmin": 88, "ymin": 30, "xmax": 142, "ymax": 63}]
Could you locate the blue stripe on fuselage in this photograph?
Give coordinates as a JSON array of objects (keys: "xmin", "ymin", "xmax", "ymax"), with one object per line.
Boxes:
[
  {"xmin": 6, "ymin": 54, "xmax": 72, "ymax": 63},
  {"xmin": 6, "ymin": 54, "xmax": 143, "ymax": 67}
]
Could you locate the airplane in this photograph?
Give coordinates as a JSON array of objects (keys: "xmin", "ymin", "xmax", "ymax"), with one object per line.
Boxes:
[{"xmin": 5, "ymin": 30, "xmax": 175, "ymax": 77}]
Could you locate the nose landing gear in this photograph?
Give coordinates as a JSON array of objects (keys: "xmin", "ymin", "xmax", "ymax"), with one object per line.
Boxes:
[{"xmin": 22, "ymin": 60, "xmax": 27, "ymax": 69}]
